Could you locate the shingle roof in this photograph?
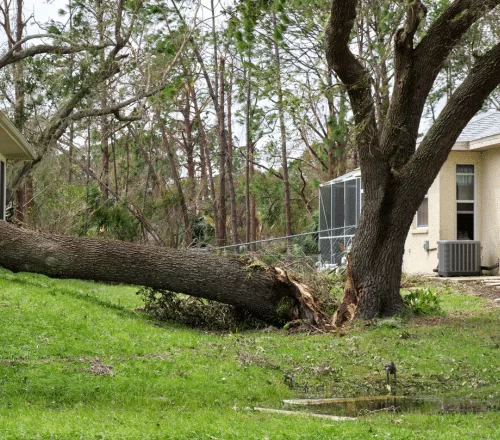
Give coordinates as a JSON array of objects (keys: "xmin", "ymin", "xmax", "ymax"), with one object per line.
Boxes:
[{"xmin": 456, "ymin": 109, "xmax": 500, "ymax": 142}]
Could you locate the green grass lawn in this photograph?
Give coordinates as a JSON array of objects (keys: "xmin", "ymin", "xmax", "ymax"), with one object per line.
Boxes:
[{"xmin": 0, "ymin": 268, "xmax": 499, "ymax": 439}]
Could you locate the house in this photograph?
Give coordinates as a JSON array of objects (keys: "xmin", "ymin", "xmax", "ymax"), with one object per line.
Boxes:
[
  {"xmin": 319, "ymin": 110, "xmax": 500, "ymax": 275},
  {"xmin": 0, "ymin": 111, "xmax": 35, "ymax": 220}
]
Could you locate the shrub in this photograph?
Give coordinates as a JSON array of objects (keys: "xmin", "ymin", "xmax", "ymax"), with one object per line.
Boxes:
[{"xmin": 403, "ymin": 287, "xmax": 444, "ymax": 316}]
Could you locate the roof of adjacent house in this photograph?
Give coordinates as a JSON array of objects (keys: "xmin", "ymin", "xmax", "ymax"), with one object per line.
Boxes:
[
  {"xmin": 324, "ymin": 110, "xmax": 500, "ymax": 185},
  {"xmin": 456, "ymin": 110, "xmax": 500, "ymax": 142},
  {"xmin": 0, "ymin": 111, "xmax": 36, "ymax": 160},
  {"xmin": 417, "ymin": 109, "xmax": 500, "ymax": 150}
]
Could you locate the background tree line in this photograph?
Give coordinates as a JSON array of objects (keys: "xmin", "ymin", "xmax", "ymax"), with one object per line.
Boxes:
[{"xmin": 3, "ymin": 0, "xmax": 499, "ymax": 255}]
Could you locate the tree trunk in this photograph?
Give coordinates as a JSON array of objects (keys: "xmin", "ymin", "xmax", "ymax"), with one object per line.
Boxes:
[
  {"xmin": 191, "ymin": 88, "xmax": 218, "ymax": 240},
  {"xmin": 157, "ymin": 114, "xmax": 192, "ymax": 248},
  {"xmin": 334, "ymin": 207, "xmax": 408, "ymax": 325},
  {"xmin": 14, "ymin": 176, "xmax": 32, "ymax": 224},
  {"xmin": 325, "ymin": 0, "xmax": 500, "ymax": 326},
  {"xmin": 97, "ymin": 0, "xmax": 109, "ymax": 202},
  {"xmin": 244, "ymin": 66, "xmax": 252, "ymax": 247},
  {"xmin": 244, "ymin": 66, "xmax": 258, "ymax": 250},
  {"xmin": 216, "ymin": 55, "xmax": 227, "ymax": 246},
  {"xmin": 272, "ymin": 10, "xmax": 292, "ymax": 252},
  {"xmin": 0, "ymin": 221, "xmax": 324, "ymax": 327},
  {"xmin": 226, "ymin": 59, "xmax": 239, "ymax": 247}
]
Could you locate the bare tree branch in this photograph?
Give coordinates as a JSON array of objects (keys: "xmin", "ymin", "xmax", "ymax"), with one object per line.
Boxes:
[{"xmin": 0, "ymin": 34, "xmax": 105, "ymax": 69}]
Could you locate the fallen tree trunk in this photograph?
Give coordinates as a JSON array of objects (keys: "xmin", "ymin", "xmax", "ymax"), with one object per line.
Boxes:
[{"xmin": 0, "ymin": 222, "xmax": 324, "ymax": 327}]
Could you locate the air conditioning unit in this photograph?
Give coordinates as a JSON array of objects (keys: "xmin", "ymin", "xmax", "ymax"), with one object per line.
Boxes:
[{"xmin": 437, "ymin": 240, "xmax": 481, "ymax": 277}]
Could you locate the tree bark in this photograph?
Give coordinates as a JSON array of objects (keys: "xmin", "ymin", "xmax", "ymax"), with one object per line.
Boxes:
[
  {"xmin": 0, "ymin": 221, "xmax": 324, "ymax": 327},
  {"xmin": 97, "ymin": 0, "xmax": 110, "ymax": 202},
  {"xmin": 226, "ymin": 58, "xmax": 239, "ymax": 247},
  {"xmin": 217, "ymin": 55, "xmax": 227, "ymax": 246},
  {"xmin": 272, "ymin": 10, "xmax": 292, "ymax": 252},
  {"xmin": 325, "ymin": 0, "xmax": 500, "ymax": 325},
  {"xmin": 244, "ymin": 66, "xmax": 252, "ymax": 247},
  {"xmin": 157, "ymin": 114, "xmax": 192, "ymax": 247},
  {"xmin": 191, "ymin": 87, "xmax": 216, "ymax": 220}
]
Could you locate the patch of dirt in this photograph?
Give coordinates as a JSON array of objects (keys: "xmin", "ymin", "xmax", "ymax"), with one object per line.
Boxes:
[
  {"xmin": 432, "ymin": 278, "xmax": 500, "ymax": 307},
  {"xmin": 459, "ymin": 281, "xmax": 500, "ymax": 306},
  {"xmin": 237, "ymin": 351, "xmax": 279, "ymax": 370},
  {"xmin": 411, "ymin": 312, "xmax": 476, "ymax": 327},
  {"xmin": 89, "ymin": 359, "xmax": 114, "ymax": 376}
]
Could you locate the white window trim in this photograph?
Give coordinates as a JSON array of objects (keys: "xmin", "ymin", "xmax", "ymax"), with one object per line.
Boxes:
[{"xmin": 456, "ymin": 164, "xmax": 476, "ymax": 240}]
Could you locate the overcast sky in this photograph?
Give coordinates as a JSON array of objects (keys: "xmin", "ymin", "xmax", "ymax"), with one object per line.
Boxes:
[{"xmin": 24, "ymin": 0, "xmax": 62, "ymax": 29}]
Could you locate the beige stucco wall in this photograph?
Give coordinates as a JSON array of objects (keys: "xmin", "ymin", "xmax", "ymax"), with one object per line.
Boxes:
[
  {"xmin": 480, "ymin": 148, "xmax": 500, "ymax": 267},
  {"xmin": 439, "ymin": 151, "xmax": 483, "ymax": 242},
  {"xmin": 402, "ymin": 167, "xmax": 440, "ymax": 274},
  {"xmin": 403, "ymin": 150, "xmax": 488, "ymax": 274}
]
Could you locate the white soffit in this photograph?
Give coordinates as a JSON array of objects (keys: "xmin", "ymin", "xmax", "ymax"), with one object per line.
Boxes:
[
  {"xmin": 0, "ymin": 111, "xmax": 35, "ymax": 160},
  {"xmin": 468, "ymin": 134, "xmax": 500, "ymax": 151}
]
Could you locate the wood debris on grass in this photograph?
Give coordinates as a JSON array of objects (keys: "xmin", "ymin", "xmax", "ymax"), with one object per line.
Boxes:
[{"xmin": 252, "ymin": 407, "xmax": 356, "ymax": 421}]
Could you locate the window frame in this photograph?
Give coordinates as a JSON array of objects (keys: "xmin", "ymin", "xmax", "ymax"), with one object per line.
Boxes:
[
  {"xmin": 456, "ymin": 164, "xmax": 475, "ymax": 240},
  {"xmin": 416, "ymin": 194, "xmax": 429, "ymax": 228}
]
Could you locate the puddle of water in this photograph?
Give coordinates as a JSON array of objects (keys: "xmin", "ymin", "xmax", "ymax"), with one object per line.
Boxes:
[{"xmin": 283, "ymin": 396, "xmax": 499, "ymax": 417}]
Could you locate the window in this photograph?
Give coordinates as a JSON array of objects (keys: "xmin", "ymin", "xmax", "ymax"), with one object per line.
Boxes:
[
  {"xmin": 0, "ymin": 160, "xmax": 4, "ymax": 221},
  {"xmin": 416, "ymin": 194, "xmax": 428, "ymax": 228},
  {"xmin": 456, "ymin": 164, "xmax": 474, "ymax": 240}
]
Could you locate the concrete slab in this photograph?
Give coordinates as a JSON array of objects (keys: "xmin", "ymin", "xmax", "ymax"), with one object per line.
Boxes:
[{"xmin": 436, "ymin": 276, "xmax": 500, "ymax": 282}]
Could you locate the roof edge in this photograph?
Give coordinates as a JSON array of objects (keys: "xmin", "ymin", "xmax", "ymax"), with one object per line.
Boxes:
[
  {"xmin": 320, "ymin": 168, "xmax": 361, "ymax": 186},
  {"xmin": 0, "ymin": 111, "xmax": 36, "ymax": 160}
]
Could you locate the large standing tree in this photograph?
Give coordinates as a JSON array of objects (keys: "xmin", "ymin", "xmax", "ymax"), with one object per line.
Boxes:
[{"xmin": 325, "ymin": 0, "xmax": 500, "ymax": 325}]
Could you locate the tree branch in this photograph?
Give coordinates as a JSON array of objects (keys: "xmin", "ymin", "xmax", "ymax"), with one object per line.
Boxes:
[
  {"xmin": 325, "ymin": 0, "xmax": 381, "ymax": 192},
  {"xmin": 394, "ymin": 0, "xmax": 427, "ymax": 52},
  {"xmin": 0, "ymin": 34, "xmax": 105, "ymax": 69},
  {"xmin": 381, "ymin": 0, "xmax": 500, "ymax": 169},
  {"xmin": 404, "ymin": 40, "xmax": 500, "ymax": 198}
]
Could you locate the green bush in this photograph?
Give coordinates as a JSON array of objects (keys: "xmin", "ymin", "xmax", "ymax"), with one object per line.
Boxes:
[{"xmin": 403, "ymin": 287, "xmax": 444, "ymax": 316}]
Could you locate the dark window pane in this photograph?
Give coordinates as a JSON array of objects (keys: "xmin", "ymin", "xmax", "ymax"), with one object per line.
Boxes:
[
  {"xmin": 417, "ymin": 198, "xmax": 428, "ymax": 227},
  {"xmin": 456, "ymin": 164, "xmax": 474, "ymax": 174},
  {"xmin": 457, "ymin": 203, "xmax": 474, "ymax": 212},
  {"xmin": 457, "ymin": 213, "xmax": 474, "ymax": 240}
]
